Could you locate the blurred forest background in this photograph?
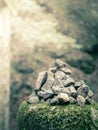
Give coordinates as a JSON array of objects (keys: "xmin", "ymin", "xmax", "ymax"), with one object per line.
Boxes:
[{"xmin": 1, "ymin": 0, "xmax": 98, "ymax": 130}]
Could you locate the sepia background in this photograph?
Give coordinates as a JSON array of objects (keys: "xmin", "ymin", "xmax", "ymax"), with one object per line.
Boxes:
[{"xmin": 0, "ymin": 0, "xmax": 98, "ymax": 130}]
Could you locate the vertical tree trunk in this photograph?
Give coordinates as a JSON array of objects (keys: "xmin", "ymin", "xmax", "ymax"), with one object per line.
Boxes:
[
  {"xmin": 0, "ymin": 0, "xmax": 20, "ymax": 129},
  {"xmin": 0, "ymin": 7, "xmax": 10, "ymax": 130},
  {"xmin": 4, "ymin": 0, "xmax": 20, "ymax": 15}
]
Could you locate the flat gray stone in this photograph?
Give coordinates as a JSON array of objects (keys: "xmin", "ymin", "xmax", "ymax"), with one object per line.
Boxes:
[
  {"xmin": 60, "ymin": 67, "xmax": 72, "ymax": 75},
  {"xmin": 50, "ymin": 96, "xmax": 59, "ymax": 105},
  {"xmin": 85, "ymin": 96, "xmax": 92, "ymax": 104},
  {"xmin": 41, "ymin": 78, "xmax": 54, "ymax": 91},
  {"xmin": 77, "ymin": 85, "xmax": 89, "ymax": 98},
  {"xmin": 55, "ymin": 59, "xmax": 66, "ymax": 68},
  {"xmin": 37, "ymin": 90, "xmax": 54, "ymax": 100},
  {"xmin": 41, "ymin": 71, "xmax": 54, "ymax": 91},
  {"xmin": 52, "ymin": 84, "xmax": 64, "ymax": 94},
  {"xmin": 54, "ymin": 77, "xmax": 64, "ymax": 87},
  {"xmin": 62, "ymin": 74, "xmax": 70, "ymax": 80},
  {"xmin": 88, "ymin": 90, "xmax": 94, "ymax": 98},
  {"xmin": 48, "ymin": 71, "xmax": 55, "ymax": 79},
  {"xmin": 51, "ymin": 76, "xmax": 64, "ymax": 95},
  {"xmin": 55, "ymin": 71, "xmax": 66, "ymax": 80},
  {"xmin": 74, "ymin": 80, "xmax": 85, "ymax": 90},
  {"xmin": 77, "ymin": 95, "xmax": 86, "ymax": 107},
  {"xmin": 62, "ymin": 78, "xmax": 75, "ymax": 87},
  {"xmin": 62, "ymin": 86, "xmax": 77, "ymax": 96},
  {"xmin": 57, "ymin": 93, "xmax": 70, "ymax": 103},
  {"xmin": 34, "ymin": 71, "xmax": 48, "ymax": 91}
]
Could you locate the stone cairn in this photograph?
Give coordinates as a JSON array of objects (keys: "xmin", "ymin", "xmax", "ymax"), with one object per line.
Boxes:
[{"xmin": 27, "ymin": 59, "xmax": 94, "ymax": 107}]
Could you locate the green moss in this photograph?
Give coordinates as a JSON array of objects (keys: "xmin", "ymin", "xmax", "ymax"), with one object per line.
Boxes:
[{"xmin": 17, "ymin": 101, "xmax": 98, "ymax": 130}]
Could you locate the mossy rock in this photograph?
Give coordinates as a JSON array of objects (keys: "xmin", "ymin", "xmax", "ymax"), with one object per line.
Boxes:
[{"xmin": 17, "ymin": 101, "xmax": 98, "ymax": 130}]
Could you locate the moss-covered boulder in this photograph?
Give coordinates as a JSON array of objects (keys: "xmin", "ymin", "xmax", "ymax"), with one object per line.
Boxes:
[{"xmin": 18, "ymin": 101, "xmax": 98, "ymax": 130}]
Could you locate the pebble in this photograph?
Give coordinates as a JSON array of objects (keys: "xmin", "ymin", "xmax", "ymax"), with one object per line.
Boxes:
[
  {"xmin": 62, "ymin": 86, "xmax": 77, "ymax": 95},
  {"xmin": 55, "ymin": 59, "xmax": 66, "ymax": 68},
  {"xmin": 62, "ymin": 78, "xmax": 75, "ymax": 87},
  {"xmin": 37, "ymin": 90, "xmax": 53, "ymax": 100},
  {"xmin": 60, "ymin": 67, "xmax": 72, "ymax": 75},
  {"xmin": 74, "ymin": 80, "xmax": 85, "ymax": 89},
  {"xmin": 77, "ymin": 85, "xmax": 89, "ymax": 98},
  {"xmin": 57, "ymin": 93, "xmax": 70, "ymax": 103},
  {"xmin": 88, "ymin": 90, "xmax": 94, "ymax": 98}
]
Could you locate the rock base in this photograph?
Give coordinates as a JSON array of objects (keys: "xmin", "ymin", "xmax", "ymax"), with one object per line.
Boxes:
[{"xmin": 18, "ymin": 101, "xmax": 98, "ymax": 130}]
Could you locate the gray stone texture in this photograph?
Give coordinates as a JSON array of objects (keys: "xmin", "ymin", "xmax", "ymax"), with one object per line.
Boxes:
[
  {"xmin": 55, "ymin": 59, "xmax": 66, "ymax": 68},
  {"xmin": 58, "ymin": 93, "xmax": 70, "ymax": 103},
  {"xmin": 62, "ymin": 78, "xmax": 75, "ymax": 87},
  {"xmin": 35, "ymin": 71, "xmax": 48, "ymax": 91},
  {"xmin": 60, "ymin": 67, "xmax": 72, "ymax": 75},
  {"xmin": 27, "ymin": 59, "xmax": 94, "ymax": 106}
]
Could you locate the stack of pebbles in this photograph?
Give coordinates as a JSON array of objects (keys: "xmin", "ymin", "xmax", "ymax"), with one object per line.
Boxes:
[{"xmin": 27, "ymin": 59, "xmax": 94, "ymax": 107}]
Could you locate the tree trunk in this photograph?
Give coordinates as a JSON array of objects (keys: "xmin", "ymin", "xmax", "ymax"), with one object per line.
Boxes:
[{"xmin": 0, "ymin": 7, "xmax": 10, "ymax": 130}]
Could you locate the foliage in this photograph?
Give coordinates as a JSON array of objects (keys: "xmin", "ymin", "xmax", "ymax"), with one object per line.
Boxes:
[
  {"xmin": 67, "ymin": 0, "xmax": 98, "ymax": 54},
  {"xmin": 47, "ymin": 0, "xmax": 98, "ymax": 55},
  {"xmin": 67, "ymin": 58, "xmax": 95, "ymax": 74},
  {"xmin": 17, "ymin": 101, "xmax": 98, "ymax": 130}
]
